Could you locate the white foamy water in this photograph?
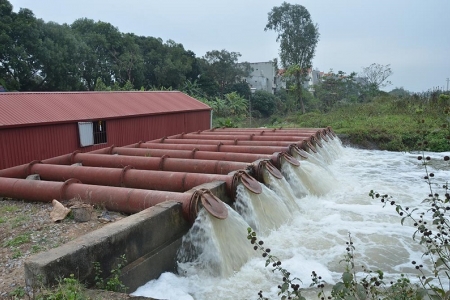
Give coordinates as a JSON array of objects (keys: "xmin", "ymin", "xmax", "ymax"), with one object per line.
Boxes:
[{"xmin": 133, "ymin": 144, "xmax": 450, "ymax": 300}]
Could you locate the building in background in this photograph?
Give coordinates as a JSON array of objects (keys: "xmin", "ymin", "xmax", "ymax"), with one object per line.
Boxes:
[
  {"xmin": 241, "ymin": 61, "xmax": 286, "ymax": 94},
  {"xmin": 242, "ymin": 61, "xmax": 325, "ymax": 94}
]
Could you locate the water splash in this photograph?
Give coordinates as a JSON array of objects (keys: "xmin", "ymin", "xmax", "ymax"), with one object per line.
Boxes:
[
  {"xmin": 327, "ymin": 136, "xmax": 344, "ymax": 156},
  {"xmin": 234, "ymin": 184, "xmax": 292, "ymax": 235},
  {"xmin": 177, "ymin": 206, "xmax": 256, "ymax": 278},
  {"xmin": 134, "ymin": 147, "xmax": 439, "ymax": 300},
  {"xmin": 262, "ymin": 167, "xmax": 304, "ymax": 206},
  {"xmin": 292, "ymin": 149, "xmax": 330, "ymax": 172},
  {"xmin": 282, "ymin": 160, "xmax": 337, "ymax": 196},
  {"xmin": 316, "ymin": 144, "xmax": 334, "ymax": 164}
]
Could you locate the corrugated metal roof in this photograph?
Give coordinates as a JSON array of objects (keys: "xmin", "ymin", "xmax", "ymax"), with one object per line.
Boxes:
[{"xmin": 0, "ymin": 91, "xmax": 211, "ymax": 128}]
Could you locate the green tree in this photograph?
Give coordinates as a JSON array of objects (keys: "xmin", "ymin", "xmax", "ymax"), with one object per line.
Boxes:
[
  {"xmin": 0, "ymin": 3, "xmax": 44, "ymax": 91},
  {"xmin": 314, "ymin": 70, "xmax": 363, "ymax": 111},
  {"xmin": 112, "ymin": 33, "xmax": 144, "ymax": 87},
  {"xmin": 71, "ymin": 18, "xmax": 122, "ymax": 90},
  {"xmin": 38, "ymin": 21, "xmax": 88, "ymax": 90},
  {"xmin": 252, "ymin": 90, "xmax": 276, "ymax": 117},
  {"xmin": 201, "ymin": 49, "xmax": 251, "ymax": 98},
  {"xmin": 265, "ymin": 2, "xmax": 320, "ymax": 114}
]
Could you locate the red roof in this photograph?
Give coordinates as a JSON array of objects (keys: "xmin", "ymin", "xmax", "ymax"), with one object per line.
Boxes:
[{"xmin": 0, "ymin": 91, "xmax": 211, "ymax": 128}]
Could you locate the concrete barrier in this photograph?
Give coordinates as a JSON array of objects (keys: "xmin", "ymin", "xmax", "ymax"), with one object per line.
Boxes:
[{"xmin": 24, "ymin": 181, "xmax": 230, "ymax": 293}]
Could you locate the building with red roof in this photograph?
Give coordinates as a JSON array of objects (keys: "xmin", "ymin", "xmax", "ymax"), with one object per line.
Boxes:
[{"xmin": 0, "ymin": 91, "xmax": 211, "ymax": 169}]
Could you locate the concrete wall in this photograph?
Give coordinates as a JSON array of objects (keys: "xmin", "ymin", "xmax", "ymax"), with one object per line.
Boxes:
[{"xmin": 24, "ymin": 181, "xmax": 231, "ymax": 293}]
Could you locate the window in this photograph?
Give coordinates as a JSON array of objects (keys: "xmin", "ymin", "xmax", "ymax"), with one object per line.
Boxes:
[
  {"xmin": 78, "ymin": 121, "xmax": 107, "ymax": 147},
  {"xmin": 93, "ymin": 120, "xmax": 107, "ymax": 144}
]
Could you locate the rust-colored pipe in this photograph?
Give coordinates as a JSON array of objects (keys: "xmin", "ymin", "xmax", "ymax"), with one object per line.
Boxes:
[
  {"xmin": 164, "ymin": 133, "xmax": 321, "ymax": 150},
  {"xmin": 139, "ymin": 142, "xmax": 292, "ymax": 155},
  {"xmin": 144, "ymin": 140, "xmax": 317, "ymax": 154},
  {"xmin": 108, "ymin": 147, "xmax": 300, "ymax": 169},
  {"xmin": 148, "ymin": 137, "xmax": 307, "ymax": 147},
  {"xmin": 0, "ymin": 177, "xmax": 227, "ymax": 223},
  {"xmin": 198, "ymin": 129, "xmax": 327, "ymax": 143},
  {"xmin": 109, "ymin": 147, "xmax": 275, "ymax": 163},
  {"xmin": 6, "ymin": 163, "xmax": 263, "ymax": 199},
  {"xmin": 210, "ymin": 127, "xmax": 334, "ymax": 141},
  {"xmin": 0, "ymin": 153, "xmax": 250, "ymax": 177},
  {"xmin": 168, "ymin": 133, "xmax": 308, "ymax": 143}
]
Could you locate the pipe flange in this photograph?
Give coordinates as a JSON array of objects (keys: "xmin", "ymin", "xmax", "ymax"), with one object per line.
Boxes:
[
  {"xmin": 257, "ymin": 159, "xmax": 283, "ymax": 180},
  {"xmin": 159, "ymin": 155, "xmax": 169, "ymax": 170},
  {"xmin": 291, "ymin": 146, "xmax": 308, "ymax": 160},
  {"xmin": 120, "ymin": 166, "xmax": 133, "ymax": 187},
  {"xmin": 307, "ymin": 142, "xmax": 318, "ymax": 153},
  {"xmin": 191, "ymin": 148, "xmax": 199, "ymax": 159},
  {"xmin": 232, "ymin": 170, "xmax": 262, "ymax": 196},
  {"xmin": 311, "ymin": 136, "xmax": 323, "ymax": 148},
  {"xmin": 60, "ymin": 178, "xmax": 82, "ymax": 201},
  {"xmin": 26, "ymin": 160, "xmax": 41, "ymax": 177},
  {"xmin": 280, "ymin": 152, "xmax": 300, "ymax": 166},
  {"xmin": 106, "ymin": 145, "xmax": 115, "ymax": 154},
  {"xmin": 189, "ymin": 189, "xmax": 228, "ymax": 222},
  {"xmin": 319, "ymin": 130, "xmax": 329, "ymax": 142},
  {"xmin": 70, "ymin": 151, "xmax": 81, "ymax": 164}
]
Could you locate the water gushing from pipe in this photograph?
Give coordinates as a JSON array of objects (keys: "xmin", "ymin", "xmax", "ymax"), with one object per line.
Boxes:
[
  {"xmin": 177, "ymin": 206, "xmax": 255, "ymax": 278},
  {"xmin": 281, "ymin": 160, "xmax": 337, "ymax": 196},
  {"xmin": 234, "ymin": 184, "xmax": 291, "ymax": 235},
  {"xmin": 261, "ymin": 169, "xmax": 302, "ymax": 209}
]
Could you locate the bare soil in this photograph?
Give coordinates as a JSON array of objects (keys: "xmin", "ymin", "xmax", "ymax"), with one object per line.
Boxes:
[{"xmin": 0, "ymin": 198, "xmax": 150, "ymax": 299}]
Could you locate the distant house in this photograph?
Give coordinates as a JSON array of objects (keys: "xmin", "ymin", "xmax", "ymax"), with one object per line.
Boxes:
[
  {"xmin": 241, "ymin": 61, "xmax": 286, "ymax": 94},
  {"xmin": 0, "ymin": 91, "xmax": 211, "ymax": 169},
  {"xmin": 241, "ymin": 61, "xmax": 327, "ymax": 94},
  {"xmin": 304, "ymin": 69, "xmax": 324, "ymax": 92}
]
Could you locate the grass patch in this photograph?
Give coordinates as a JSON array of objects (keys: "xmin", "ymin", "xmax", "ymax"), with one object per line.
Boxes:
[
  {"xmin": 31, "ymin": 244, "xmax": 44, "ymax": 253},
  {"xmin": 12, "ymin": 249, "xmax": 22, "ymax": 259},
  {"xmin": 3, "ymin": 232, "xmax": 31, "ymax": 247},
  {"xmin": 11, "ymin": 215, "xmax": 30, "ymax": 228},
  {"xmin": 0, "ymin": 205, "xmax": 20, "ymax": 213},
  {"xmin": 0, "ymin": 217, "xmax": 5, "ymax": 224},
  {"xmin": 288, "ymin": 96, "xmax": 450, "ymax": 152}
]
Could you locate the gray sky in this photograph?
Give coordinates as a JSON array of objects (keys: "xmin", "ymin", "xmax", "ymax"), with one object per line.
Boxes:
[{"xmin": 10, "ymin": 0, "xmax": 450, "ymax": 92}]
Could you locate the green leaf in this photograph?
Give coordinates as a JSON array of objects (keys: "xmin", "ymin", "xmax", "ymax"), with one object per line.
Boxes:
[
  {"xmin": 436, "ymin": 257, "xmax": 446, "ymax": 268},
  {"xmin": 424, "ymin": 277, "xmax": 434, "ymax": 285},
  {"xmin": 342, "ymin": 272, "xmax": 353, "ymax": 285},
  {"xmin": 401, "ymin": 216, "xmax": 406, "ymax": 225}
]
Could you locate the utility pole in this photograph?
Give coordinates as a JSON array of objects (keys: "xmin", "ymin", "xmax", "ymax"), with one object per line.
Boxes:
[{"xmin": 446, "ymin": 78, "xmax": 449, "ymax": 91}]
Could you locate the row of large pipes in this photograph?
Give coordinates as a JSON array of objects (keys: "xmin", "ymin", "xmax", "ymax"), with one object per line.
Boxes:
[
  {"xmin": 0, "ymin": 161, "xmax": 263, "ymax": 198},
  {"xmin": 0, "ymin": 127, "xmax": 336, "ymax": 222},
  {"xmin": 0, "ymin": 177, "xmax": 227, "ymax": 222}
]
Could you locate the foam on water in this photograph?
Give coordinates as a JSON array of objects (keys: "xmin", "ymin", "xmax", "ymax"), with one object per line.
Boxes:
[{"xmin": 133, "ymin": 146, "xmax": 450, "ymax": 300}]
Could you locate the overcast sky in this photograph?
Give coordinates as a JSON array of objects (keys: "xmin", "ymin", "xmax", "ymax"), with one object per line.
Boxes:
[{"xmin": 9, "ymin": 0, "xmax": 450, "ymax": 93}]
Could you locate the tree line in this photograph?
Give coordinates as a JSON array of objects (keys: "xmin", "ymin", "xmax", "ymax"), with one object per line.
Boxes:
[
  {"xmin": 0, "ymin": 0, "xmax": 250, "ymax": 97},
  {"xmin": 1, "ymin": 0, "xmax": 397, "ymax": 125}
]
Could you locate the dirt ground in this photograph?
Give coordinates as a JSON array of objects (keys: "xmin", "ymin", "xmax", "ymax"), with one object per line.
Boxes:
[{"xmin": 0, "ymin": 198, "xmax": 150, "ymax": 299}]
